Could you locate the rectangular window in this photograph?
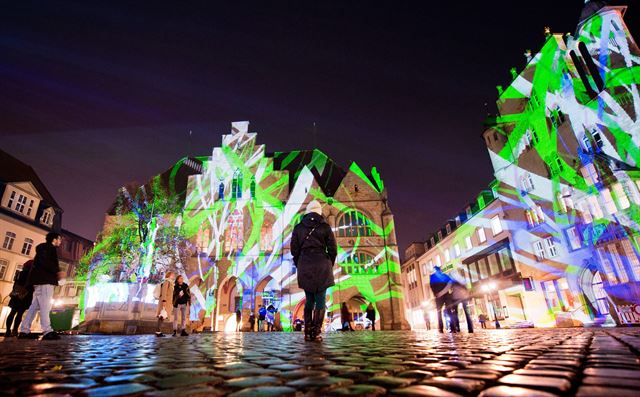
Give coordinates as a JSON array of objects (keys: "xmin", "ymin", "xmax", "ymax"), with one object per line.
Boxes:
[
  {"xmin": 499, "ymin": 248, "xmax": 513, "ymax": 270},
  {"xmin": 478, "ymin": 258, "xmax": 488, "ymax": 279},
  {"xmin": 621, "ymin": 239, "xmax": 640, "ymax": 281},
  {"xmin": 26, "ymin": 200, "xmax": 34, "ymax": 216},
  {"xmin": 465, "ymin": 236, "xmax": 472, "ymax": 250},
  {"xmin": 587, "ymin": 196, "xmax": 603, "ymax": 219},
  {"xmin": 597, "ymin": 247, "xmax": 618, "ymax": 284},
  {"xmin": 581, "ymin": 163, "xmax": 600, "ymax": 186},
  {"xmin": 15, "ymin": 194, "xmax": 27, "ymax": 213},
  {"xmin": 477, "ymin": 228, "xmax": 486, "ymax": 243},
  {"xmin": 444, "ymin": 249, "xmax": 451, "ymax": 262},
  {"xmin": 454, "ymin": 244, "xmax": 461, "ymax": 258},
  {"xmin": 612, "ymin": 183, "xmax": 631, "ymax": 210},
  {"xmin": 609, "ymin": 244, "xmax": 629, "ymax": 283},
  {"xmin": 470, "ymin": 263, "xmax": 478, "ymax": 282},
  {"xmin": 601, "ymin": 188, "xmax": 617, "ymax": 214},
  {"xmin": 2, "ymin": 232, "xmax": 16, "ymax": 250},
  {"xmin": 0, "ymin": 259, "xmax": 7, "ymax": 280},
  {"xmin": 7, "ymin": 191, "xmax": 15, "ymax": 208},
  {"xmin": 21, "ymin": 238, "xmax": 34, "ymax": 256},
  {"xmin": 533, "ymin": 240, "xmax": 546, "ymax": 260},
  {"xmin": 545, "ymin": 237, "xmax": 559, "ymax": 257},
  {"xmin": 566, "ymin": 227, "xmax": 581, "ymax": 250},
  {"xmin": 435, "ymin": 255, "xmax": 442, "ymax": 267},
  {"xmin": 490, "ymin": 215, "xmax": 503, "ymax": 235},
  {"xmin": 428, "ymin": 260, "xmax": 433, "ymax": 273},
  {"xmin": 13, "ymin": 265, "xmax": 23, "ymax": 282},
  {"xmin": 578, "ymin": 200, "xmax": 593, "ymax": 223},
  {"xmin": 488, "ymin": 253, "xmax": 500, "ymax": 275}
]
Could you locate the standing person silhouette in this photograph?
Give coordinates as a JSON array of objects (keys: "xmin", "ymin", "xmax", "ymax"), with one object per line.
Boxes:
[
  {"xmin": 291, "ymin": 200, "xmax": 337, "ymax": 342},
  {"xmin": 429, "ymin": 266, "xmax": 454, "ymax": 334}
]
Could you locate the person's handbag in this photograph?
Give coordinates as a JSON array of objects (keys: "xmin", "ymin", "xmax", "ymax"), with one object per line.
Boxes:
[{"xmin": 10, "ymin": 283, "xmax": 29, "ymax": 300}]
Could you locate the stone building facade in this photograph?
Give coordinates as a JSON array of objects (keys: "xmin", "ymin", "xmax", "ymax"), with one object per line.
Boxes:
[{"xmin": 82, "ymin": 122, "xmax": 409, "ymax": 333}]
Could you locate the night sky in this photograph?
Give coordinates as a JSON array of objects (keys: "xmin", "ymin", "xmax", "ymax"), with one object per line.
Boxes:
[{"xmin": 1, "ymin": 1, "xmax": 637, "ymax": 254}]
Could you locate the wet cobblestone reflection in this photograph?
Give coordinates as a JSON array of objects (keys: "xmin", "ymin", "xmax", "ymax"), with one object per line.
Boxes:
[{"xmin": 1, "ymin": 328, "xmax": 639, "ymax": 396}]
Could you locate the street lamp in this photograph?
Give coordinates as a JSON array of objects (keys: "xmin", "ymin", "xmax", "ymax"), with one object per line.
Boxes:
[{"xmin": 481, "ymin": 282, "xmax": 501, "ymax": 329}]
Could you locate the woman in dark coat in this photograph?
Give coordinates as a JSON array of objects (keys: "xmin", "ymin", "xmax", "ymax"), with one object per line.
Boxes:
[
  {"xmin": 291, "ymin": 200, "xmax": 337, "ymax": 341},
  {"xmin": 5, "ymin": 260, "xmax": 34, "ymax": 337}
]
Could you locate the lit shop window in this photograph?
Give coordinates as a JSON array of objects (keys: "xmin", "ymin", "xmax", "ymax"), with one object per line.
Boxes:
[
  {"xmin": 444, "ymin": 249, "xmax": 450, "ymax": 262},
  {"xmin": 465, "ymin": 236, "xmax": 473, "ymax": 251},
  {"xmin": 454, "ymin": 244, "xmax": 461, "ymax": 258}
]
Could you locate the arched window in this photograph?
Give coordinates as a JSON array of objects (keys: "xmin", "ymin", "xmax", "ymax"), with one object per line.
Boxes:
[
  {"xmin": 224, "ymin": 210, "xmax": 244, "ymax": 252},
  {"xmin": 218, "ymin": 182, "xmax": 225, "ymax": 201},
  {"xmin": 337, "ymin": 210, "xmax": 372, "ymax": 237},
  {"xmin": 260, "ymin": 222, "xmax": 273, "ymax": 252},
  {"xmin": 250, "ymin": 177, "xmax": 256, "ymax": 199},
  {"xmin": 231, "ymin": 169, "xmax": 243, "ymax": 199}
]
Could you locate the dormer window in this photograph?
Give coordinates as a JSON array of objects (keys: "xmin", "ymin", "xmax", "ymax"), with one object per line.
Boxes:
[
  {"xmin": 41, "ymin": 208, "xmax": 54, "ymax": 226},
  {"xmin": 15, "ymin": 194, "xmax": 27, "ymax": 213}
]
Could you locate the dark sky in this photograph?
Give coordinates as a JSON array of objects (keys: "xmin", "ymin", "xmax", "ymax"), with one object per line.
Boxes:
[{"xmin": 1, "ymin": 1, "xmax": 637, "ymax": 253}]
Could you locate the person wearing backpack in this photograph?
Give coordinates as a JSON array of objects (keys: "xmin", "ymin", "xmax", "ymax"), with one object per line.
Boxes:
[
  {"xmin": 290, "ymin": 200, "xmax": 337, "ymax": 342},
  {"xmin": 172, "ymin": 275, "xmax": 190, "ymax": 336},
  {"xmin": 5, "ymin": 260, "xmax": 34, "ymax": 337},
  {"xmin": 155, "ymin": 271, "xmax": 175, "ymax": 337},
  {"xmin": 258, "ymin": 305, "xmax": 267, "ymax": 332}
]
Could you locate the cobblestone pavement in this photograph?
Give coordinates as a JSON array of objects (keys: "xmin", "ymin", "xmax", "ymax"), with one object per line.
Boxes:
[{"xmin": 1, "ymin": 328, "xmax": 640, "ymax": 396}]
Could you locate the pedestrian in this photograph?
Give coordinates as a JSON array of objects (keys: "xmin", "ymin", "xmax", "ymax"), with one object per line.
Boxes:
[
  {"xmin": 449, "ymin": 280, "xmax": 473, "ymax": 333},
  {"xmin": 248, "ymin": 312, "xmax": 256, "ymax": 331},
  {"xmin": 258, "ymin": 305, "xmax": 266, "ymax": 331},
  {"xmin": 266, "ymin": 304, "xmax": 276, "ymax": 332},
  {"xmin": 18, "ymin": 232, "xmax": 65, "ymax": 340},
  {"xmin": 156, "ymin": 271, "xmax": 175, "ymax": 337},
  {"xmin": 478, "ymin": 313, "xmax": 487, "ymax": 329},
  {"xmin": 172, "ymin": 274, "xmax": 190, "ymax": 336},
  {"xmin": 5, "ymin": 260, "xmax": 34, "ymax": 337},
  {"xmin": 290, "ymin": 200, "xmax": 337, "ymax": 342},
  {"xmin": 365, "ymin": 303, "xmax": 376, "ymax": 331},
  {"xmin": 340, "ymin": 302, "xmax": 355, "ymax": 331},
  {"xmin": 236, "ymin": 308, "xmax": 242, "ymax": 331},
  {"xmin": 429, "ymin": 265, "xmax": 454, "ymax": 334}
]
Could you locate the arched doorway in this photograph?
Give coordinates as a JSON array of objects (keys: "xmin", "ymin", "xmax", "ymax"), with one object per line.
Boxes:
[
  {"xmin": 341, "ymin": 295, "xmax": 378, "ymax": 331},
  {"xmin": 216, "ymin": 276, "xmax": 241, "ymax": 331}
]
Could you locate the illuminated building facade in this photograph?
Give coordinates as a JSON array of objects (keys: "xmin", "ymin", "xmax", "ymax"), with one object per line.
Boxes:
[
  {"xmin": 81, "ymin": 122, "xmax": 408, "ymax": 333},
  {"xmin": 402, "ymin": 2, "xmax": 640, "ymax": 328}
]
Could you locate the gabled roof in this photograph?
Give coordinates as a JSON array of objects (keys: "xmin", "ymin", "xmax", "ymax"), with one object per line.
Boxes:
[
  {"xmin": 0, "ymin": 147, "xmax": 61, "ymax": 209},
  {"xmin": 272, "ymin": 149, "xmax": 348, "ymax": 197}
]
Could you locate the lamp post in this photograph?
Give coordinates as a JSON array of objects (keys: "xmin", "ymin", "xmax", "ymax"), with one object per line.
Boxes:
[{"xmin": 481, "ymin": 282, "xmax": 501, "ymax": 329}]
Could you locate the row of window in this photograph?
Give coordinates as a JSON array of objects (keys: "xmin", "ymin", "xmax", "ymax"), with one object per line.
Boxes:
[
  {"xmin": 462, "ymin": 248, "xmax": 514, "ymax": 284},
  {"xmin": 597, "ymin": 240, "xmax": 640, "ymax": 285},
  {"xmin": 4, "ymin": 189, "xmax": 54, "ymax": 226},
  {"xmin": 2, "ymin": 232, "xmax": 34, "ymax": 256},
  {"xmin": 0, "ymin": 259, "xmax": 22, "ymax": 282},
  {"xmin": 216, "ymin": 171, "xmax": 257, "ymax": 201},
  {"xmin": 426, "ymin": 216, "xmax": 503, "ymax": 270}
]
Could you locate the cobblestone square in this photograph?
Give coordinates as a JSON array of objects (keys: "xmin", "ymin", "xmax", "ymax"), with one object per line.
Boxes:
[{"xmin": 1, "ymin": 328, "xmax": 640, "ymax": 396}]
